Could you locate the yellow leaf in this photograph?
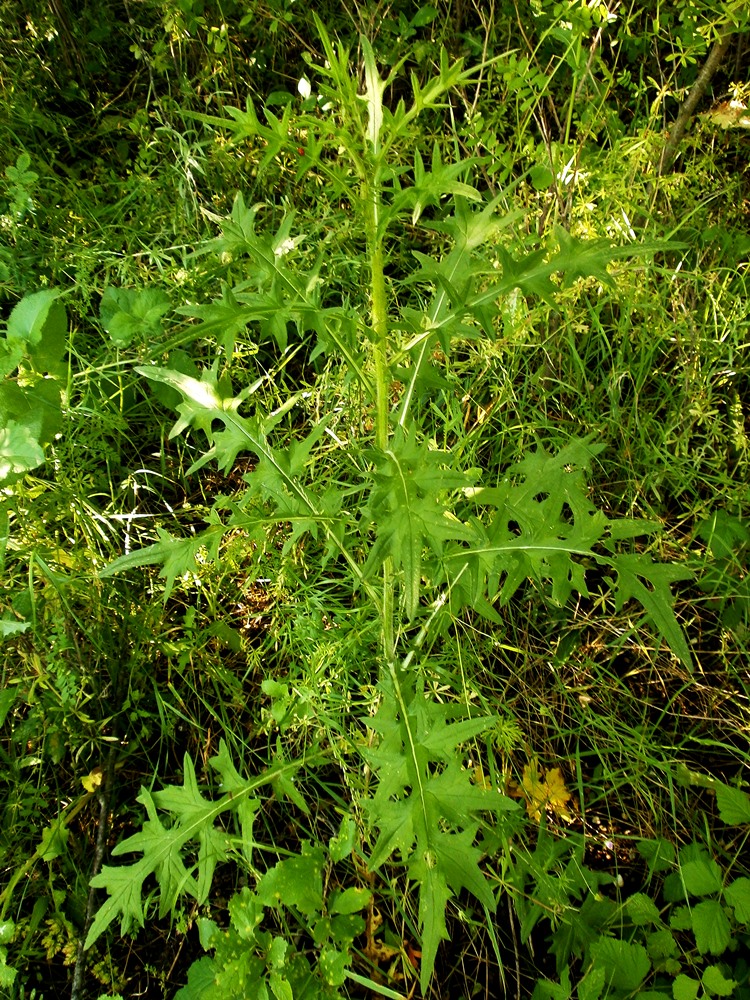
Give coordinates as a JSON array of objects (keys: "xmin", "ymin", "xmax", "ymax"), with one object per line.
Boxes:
[
  {"xmin": 541, "ymin": 767, "xmax": 573, "ymax": 820},
  {"xmin": 471, "ymin": 765, "xmax": 492, "ymax": 790},
  {"xmin": 511, "ymin": 760, "xmax": 573, "ymax": 822},
  {"xmin": 82, "ymin": 768, "xmax": 103, "ymax": 793}
]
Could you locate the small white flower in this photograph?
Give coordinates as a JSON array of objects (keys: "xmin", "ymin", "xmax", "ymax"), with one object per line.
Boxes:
[
  {"xmin": 274, "ymin": 238, "xmax": 296, "ymax": 257},
  {"xmin": 298, "ymin": 77, "xmax": 311, "ymax": 101}
]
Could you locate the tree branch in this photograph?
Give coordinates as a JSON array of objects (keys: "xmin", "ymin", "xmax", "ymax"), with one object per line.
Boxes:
[{"xmin": 658, "ymin": 30, "xmax": 734, "ymax": 175}]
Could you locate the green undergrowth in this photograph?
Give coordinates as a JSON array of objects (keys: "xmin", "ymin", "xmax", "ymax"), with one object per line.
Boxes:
[{"xmin": 1, "ymin": 2, "xmax": 749, "ymax": 998}]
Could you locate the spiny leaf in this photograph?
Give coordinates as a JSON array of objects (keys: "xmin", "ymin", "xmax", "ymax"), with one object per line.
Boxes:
[
  {"xmin": 609, "ymin": 553, "xmax": 692, "ymax": 667},
  {"xmin": 85, "ymin": 744, "xmax": 311, "ymax": 950},
  {"xmin": 549, "ymin": 226, "xmax": 617, "ymax": 288},
  {"xmin": 405, "ymin": 144, "xmax": 481, "ymax": 224},
  {"xmin": 98, "ymin": 525, "xmax": 226, "ymax": 602},
  {"xmin": 362, "ymin": 426, "xmax": 476, "ymax": 618},
  {"xmin": 359, "ymin": 35, "xmax": 386, "ymax": 151},
  {"xmin": 363, "ymin": 686, "xmax": 518, "ymax": 985},
  {"xmin": 177, "ymin": 196, "xmax": 368, "ymax": 378},
  {"xmin": 444, "ymin": 439, "xmax": 608, "ymax": 612},
  {"xmin": 437, "ymin": 439, "xmax": 691, "ymax": 666},
  {"xmin": 410, "ymin": 856, "xmax": 452, "ymax": 994}
]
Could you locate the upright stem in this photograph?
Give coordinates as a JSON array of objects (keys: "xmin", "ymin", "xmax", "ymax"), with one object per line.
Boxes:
[
  {"xmin": 366, "ymin": 185, "xmax": 390, "ymax": 453},
  {"xmin": 364, "ymin": 176, "xmax": 396, "ymax": 665}
]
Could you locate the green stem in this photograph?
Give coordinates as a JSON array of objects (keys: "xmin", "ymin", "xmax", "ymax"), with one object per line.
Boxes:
[
  {"xmin": 366, "ymin": 188, "xmax": 390, "ymax": 454},
  {"xmin": 364, "ymin": 176, "xmax": 395, "ymax": 666}
]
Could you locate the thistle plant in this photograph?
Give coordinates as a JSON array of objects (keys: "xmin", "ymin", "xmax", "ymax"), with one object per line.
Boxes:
[{"xmin": 85, "ymin": 22, "xmax": 692, "ymax": 995}]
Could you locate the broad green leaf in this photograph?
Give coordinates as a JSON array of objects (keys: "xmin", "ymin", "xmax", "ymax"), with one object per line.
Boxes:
[
  {"xmin": 269, "ymin": 969, "xmax": 293, "ymax": 1000},
  {"xmin": 0, "ymin": 686, "xmax": 16, "ymax": 724},
  {"xmin": 531, "ymin": 979, "xmax": 571, "ymax": 1000},
  {"xmin": 589, "ymin": 937, "xmax": 650, "ymax": 993},
  {"xmin": 267, "ymin": 936, "xmax": 288, "ymax": 967},
  {"xmin": 175, "ymin": 956, "xmax": 219, "ymax": 999},
  {"xmin": 0, "ymin": 379, "xmax": 64, "ymax": 455},
  {"xmin": 38, "ymin": 819, "xmax": 69, "ymax": 862},
  {"xmin": 256, "ymin": 844, "xmax": 325, "ymax": 917},
  {"xmin": 328, "ymin": 816, "xmax": 357, "ymax": 862},
  {"xmin": 695, "ymin": 510, "xmax": 749, "ymax": 560},
  {"xmin": 724, "ymin": 876, "xmax": 750, "ymax": 922},
  {"xmin": 626, "ymin": 892, "xmax": 662, "ymax": 926},
  {"xmin": 319, "ymin": 947, "xmax": 348, "ymax": 987},
  {"xmin": 637, "ymin": 838, "xmax": 675, "ymax": 874},
  {"xmin": 669, "ymin": 905, "xmax": 693, "ymax": 931},
  {"xmin": 715, "ymin": 782, "xmax": 750, "ymax": 825},
  {"xmin": 646, "ymin": 929, "xmax": 678, "ymax": 960},
  {"xmin": 6, "ymin": 289, "xmax": 67, "ymax": 365},
  {"xmin": 100, "ymin": 286, "xmax": 171, "ymax": 347},
  {"xmin": 0, "ymin": 339, "xmax": 24, "ymax": 379},
  {"xmin": 0, "ymin": 952, "xmax": 17, "ymax": 988},
  {"xmin": 691, "ymin": 899, "xmax": 731, "ymax": 955},
  {"xmin": 672, "ymin": 975, "xmax": 699, "ymax": 1000},
  {"xmin": 702, "ymin": 965, "xmax": 737, "ymax": 996},
  {"xmin": 664, "ymin": 849, "xmax": 722, "ymax": 901},
  {"xmin": 0, "ymin": 421, "xmax": 45, "ymax": 484},
  {"xmin": 227, "ymin": 890, "xmax": 264, "ymax": 948},
  {"xmin": 679, "ymin": 856, "xmax": 723, "ymax": 896},
  {"xmin": 578, "ymin": 967, "xmax": 606, "ymax": 1000},
  {"xmin": 5, "ymin": 152, "xmax": 36, "ymax": 184},
  {"xmin": 329, "ymin": 887, "xmax": 372, "ymax": 916},
  {"xmin": 0, "ymin": 620, "xmax": 28, "ymax": 642}
]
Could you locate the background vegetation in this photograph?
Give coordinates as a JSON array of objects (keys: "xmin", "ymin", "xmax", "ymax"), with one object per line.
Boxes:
[{"xmin": 1, "ymin": 1, "xmax": 749, "ymax": 998}]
